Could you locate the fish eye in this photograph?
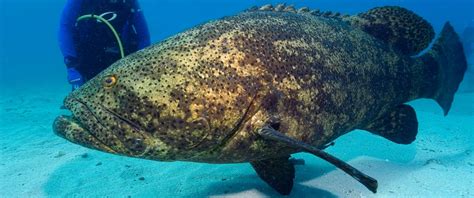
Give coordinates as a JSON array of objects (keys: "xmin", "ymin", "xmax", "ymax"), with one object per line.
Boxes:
[{"xmin": 103, "ymin": 75, "xmax": 117, "ymax": 88}]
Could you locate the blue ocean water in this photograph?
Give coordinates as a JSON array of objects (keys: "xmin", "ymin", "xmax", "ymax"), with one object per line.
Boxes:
[
  {"xmin": 1, "ymin": 0, "xmax": 474, "ymax": 89},
  {"xmin": 0, "ymin": 0, "xmax": 473, "ymax": 197}
]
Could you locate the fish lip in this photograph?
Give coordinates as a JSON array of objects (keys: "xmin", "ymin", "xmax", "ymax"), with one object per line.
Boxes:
[
  {"xmin": 55, "ymin": 97, "xmax": 118, "ymax": 154},
  {"xmin": 52, "ymin": 114, "xmax": 73, "ymax": 138},
  {"xmin": 65, "ymin": 95, "xmax": 145, "ymax": 134},
  {"xmin": 63, "ymin": 97, "xmax": 151, "ymax": 156}
]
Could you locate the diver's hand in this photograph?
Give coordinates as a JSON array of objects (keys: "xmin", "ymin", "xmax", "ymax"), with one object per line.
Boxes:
[{"xmin": 67, "ymin": 68, "xmax": 84, "ymax": 90}]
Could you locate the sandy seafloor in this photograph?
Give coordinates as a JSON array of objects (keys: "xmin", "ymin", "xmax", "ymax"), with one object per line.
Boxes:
[{"xmin": 0, "ymin": 82, "xmax": 472, "ymax": 197}]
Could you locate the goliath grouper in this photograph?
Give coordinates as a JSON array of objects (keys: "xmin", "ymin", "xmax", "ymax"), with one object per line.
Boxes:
[{"xmin": 54, "ymin": 5, "xmax": 467, "ymax": 195}]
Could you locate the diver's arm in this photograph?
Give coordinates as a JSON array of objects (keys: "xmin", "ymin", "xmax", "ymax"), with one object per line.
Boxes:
[
  {"xmin": 130, "ymin": 1, "xmax": 151, "ymax": 50},
  {"xmin": 58, "ymin": 0, "xmax": 84, "ymax": 89},
  {"xmin": 58, "ymin": 0, "xmax": 81, "ymax": 64}
]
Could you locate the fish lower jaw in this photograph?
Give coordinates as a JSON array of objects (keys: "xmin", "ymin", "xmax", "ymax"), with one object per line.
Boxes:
[
  {"xmin": 54, "ymin": 115, "xmax": 120, "ymax": 154},
  {"xmin": 53, "ymin": 115, "xmax": 75, "ymax": 138}
]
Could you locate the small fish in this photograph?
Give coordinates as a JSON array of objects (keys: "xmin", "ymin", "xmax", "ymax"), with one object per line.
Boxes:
[{"xmin": 53, "ymin": 5, "xmax": 466, "ymax": 195}]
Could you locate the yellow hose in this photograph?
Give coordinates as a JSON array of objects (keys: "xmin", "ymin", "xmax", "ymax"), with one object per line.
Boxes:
[{"xmin": 76, "ymin": 14, "xmax": 125, "ymax": 58}]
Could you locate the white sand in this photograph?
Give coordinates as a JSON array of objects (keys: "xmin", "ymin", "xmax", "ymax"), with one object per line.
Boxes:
[{"xmin": 0, "ymin": 86, "xmax": 472, "ymax": 197}]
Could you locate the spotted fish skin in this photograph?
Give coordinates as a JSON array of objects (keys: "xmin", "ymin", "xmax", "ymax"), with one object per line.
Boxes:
[{"xmin": 54, "ymin": 7, "xmax": 465, "ymax": 163}]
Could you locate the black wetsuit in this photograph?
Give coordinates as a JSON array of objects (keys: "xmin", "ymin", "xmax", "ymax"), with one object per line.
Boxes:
[{"xmin": 58, "ymin": 0, "xmax": 150, "ymax": 81}]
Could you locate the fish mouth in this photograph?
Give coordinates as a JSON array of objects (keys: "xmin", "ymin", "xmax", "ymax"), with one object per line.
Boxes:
[
  {"xmin": 54, "ymin": 97, "xmax": 151, "ymax": 157},
  {"xmin": 53, "ymin": 100, "xmax": 117, "ymax": 154}
]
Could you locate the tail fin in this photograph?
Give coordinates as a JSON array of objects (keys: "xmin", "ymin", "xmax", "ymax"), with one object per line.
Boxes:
[{"xmin": 420, "ymin": 22, "xmax": 467, "ymax": 115}]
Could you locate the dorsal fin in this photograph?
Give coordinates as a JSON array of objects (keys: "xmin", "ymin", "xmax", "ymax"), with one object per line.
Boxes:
[
  {"xmin": 274, "ymin": 4, "xmax": 286, "ymax": 12},
  {"xmin": 297, "ymin": 7, "xmax": 310, "ymax": 14},
  {"xmin": 350, "ymin": 6, "xmax": 435, "ymax": 56},
  {"xmin": 245, "ymin": 5, "xmax": 348, "ymax": 20}
]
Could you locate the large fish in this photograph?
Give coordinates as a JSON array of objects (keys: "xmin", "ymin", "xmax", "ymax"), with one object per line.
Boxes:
[{"xmin": 54, "ymin": 5, "xmax": 467, "ymax": 195}]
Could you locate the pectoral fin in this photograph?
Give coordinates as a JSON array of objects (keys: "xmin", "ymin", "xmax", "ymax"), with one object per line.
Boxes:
[
  {"xmin": 257, "ymin": 126, "xmax": 378, "ymax": 193},
  {"xmin": 364, "ymin": 104, "xmax": 418, "ymax": 144},
  {"xmin": 250, "ymin": 156, "xmax": 295, "ymax": 195}
]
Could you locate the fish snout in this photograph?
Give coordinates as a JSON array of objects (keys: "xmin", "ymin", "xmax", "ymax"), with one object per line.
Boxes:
[
  {"xmin": 53, "ymin": 115, "xmax": 69, "ymax": 138},
  {"xmin": 54, "ymin": 95, "xmax": 80, "ymax": 139}
]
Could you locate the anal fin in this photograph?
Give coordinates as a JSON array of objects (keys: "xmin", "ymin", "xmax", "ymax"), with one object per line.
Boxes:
[
  {"xmin": 250, "ymin": 156, "xmax": 295, "ymax": 195},
  {"xmin": 364, "ymin": 104, "xmax": 418, "ymax": 144}
]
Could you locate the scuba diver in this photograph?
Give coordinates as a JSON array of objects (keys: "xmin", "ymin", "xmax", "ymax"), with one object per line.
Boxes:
[{"xmin": 58, "ymin": 0, "xmax": 151, "ymax": 90}]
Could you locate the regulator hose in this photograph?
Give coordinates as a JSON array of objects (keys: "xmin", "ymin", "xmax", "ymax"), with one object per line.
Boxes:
[{"xmin": 76, "ymin": 14, "xmax": 125, "ymax": 58}]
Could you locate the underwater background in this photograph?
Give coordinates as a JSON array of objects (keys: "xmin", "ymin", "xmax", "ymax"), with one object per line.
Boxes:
[{"xmin": 0, "ymin": 0, "xmax": 473, "ymax": 197}]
